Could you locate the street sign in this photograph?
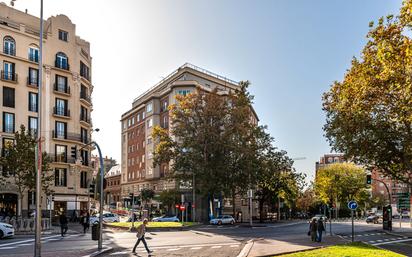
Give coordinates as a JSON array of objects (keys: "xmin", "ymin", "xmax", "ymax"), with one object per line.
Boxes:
[
  {"xmin": 180, "ymin": 205, "xmax": 186, "ymax": 211},
  {"xmin": 175, "ymin": 204, "xmax": 180, "ymax": 208},
  {"xmin": 348, "ymin": 200, "xmax": 358, "ymax": 210}
]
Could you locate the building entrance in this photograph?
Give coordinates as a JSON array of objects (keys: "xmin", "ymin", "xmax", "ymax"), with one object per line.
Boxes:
[{"xmin": 0, "ymin": 193, "xmax": 18, "ymax": 218}]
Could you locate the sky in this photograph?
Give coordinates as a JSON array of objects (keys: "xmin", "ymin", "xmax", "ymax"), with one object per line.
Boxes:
[{"xmin": 11, "ymin": 0, "xmax": 404, "ymax": 185}]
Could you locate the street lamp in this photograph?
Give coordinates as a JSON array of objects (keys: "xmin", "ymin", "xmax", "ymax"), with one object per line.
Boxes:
[{"xmin": 34, "ymin": 1, "xmax": 44, "ymax": 256}]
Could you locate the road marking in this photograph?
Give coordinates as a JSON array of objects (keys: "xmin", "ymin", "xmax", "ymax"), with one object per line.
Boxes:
[
  {"xmin": 0, "ymin": 246, "xmax": 17, "ymax": 249},
  {"xmin": 0, "ymin": 235, "xmax": 61, "ymax": 247},
  {"xmin": 373, "ymin": 238, "xmax": 412, "ymax": 246},
  {"xmin": 377, "ymin": 239, "xmax": 383, "ymax": 242},
  {"xmin": 190, "ymin": 247, "xmax": 202, "ymax": 250},
  {"xmin": 211, "ymin": 246, "xmax": 222, "ymax": 249},
  {"xmin": 369, "ymin": 241, "xmax": 376, "ymax": 243},
  {"xmin": 110, "ymin": 252, "xmax": 128, "ymax": 255},
  {"xmin": 230, "ymin": 245, "xmax": 239, "ymax": 247},
  {"xmin": 167, "ymin": 248, "xmax": 181, "ymax": 251}
]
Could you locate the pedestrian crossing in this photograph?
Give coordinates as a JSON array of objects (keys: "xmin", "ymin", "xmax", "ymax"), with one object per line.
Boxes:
[
  {"xmin": 340, "ymin": 232, "xmax": 410, "ymax": 245},
  {"xmin": 0, "ymin": 234, "xmax": 82, "ymax": 250},
  {"xmin": 109, "ymin": 242, "xmax": 241, "ymax": 255}
]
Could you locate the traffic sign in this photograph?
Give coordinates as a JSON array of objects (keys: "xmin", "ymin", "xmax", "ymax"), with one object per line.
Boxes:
[
  {"xmin": 348, "ymin": 200, "xmax": 358, "ymax": 210},
  {"xmin": 180, "ymin": 205, "xmax": 186, "ymax": 211}
]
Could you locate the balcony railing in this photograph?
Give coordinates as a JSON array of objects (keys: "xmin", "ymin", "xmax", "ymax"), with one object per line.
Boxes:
[
  {"xmin": 27, "ymin": 77, "xmax": 38, "ymax": 87},
  {"xmin": 55, "ymin": 60, "xmax": 70, "ymax": 70},
  {"xmin": 53, "ymin": 107, "xmax": 70, "ymax": 117},
  {"xmin": 54, "ymin": 83, "xmax": 70, "ymax": 94},
  {"xmin": 52, "ymin": 130, "xmax": 90, "ymax": 144},
  {"xmin": 3, "ymin": 47, "xmax": 15, "ymax": 56},
  {"xmin": 1, "ymin": 71, "xmax": 17, "ymax": 82},
  {"xmin": 80, "ymin": 114, "xmax": 91, "ymax": 124},
  {"xmin": 48, "ymin": 153, "xmax": 75, "ymax": 164},
  {"xmin": 80, "ymin": 92, "xmax": 91, "ymax": 103},
  {"xmin": 29, "ymin": 103, "xmax": 38, "ymax": 112}
]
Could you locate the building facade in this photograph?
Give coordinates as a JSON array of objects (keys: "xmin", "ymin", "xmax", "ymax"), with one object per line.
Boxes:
[
  {"xmin": 104, "ymin": 164, "xmax": 121, "ymax": 209},
  {"xmin": 315, "ymin": 153, "xmax": 346, "ymax": 177},
  {"xmin": 0, "ymin": 4, "xmax": 93, "ymax": 218},
  {"xmin": 120, "ymin": 63, "xmax": 258, "ymax": 221}
]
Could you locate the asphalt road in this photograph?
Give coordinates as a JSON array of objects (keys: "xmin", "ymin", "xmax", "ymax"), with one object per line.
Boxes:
[{"xmin": 0, "ymin": 220, "xmax": 411, "ymax": 257}]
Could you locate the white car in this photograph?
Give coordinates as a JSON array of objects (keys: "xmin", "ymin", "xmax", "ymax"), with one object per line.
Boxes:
[
  {"xmin": 89, "ymin": 213, "xmax": 120, "ymax": 224},
  {"xmin": 209, "ymin": 215, "xmax": 235, "ymax": 225},
  {"xmin": 152, "ymin": 215, "xmax": 180, "ymax": 222},
  {"xmin": 0, "ymin": 222, "xmax": 14, "ymax": 239}
]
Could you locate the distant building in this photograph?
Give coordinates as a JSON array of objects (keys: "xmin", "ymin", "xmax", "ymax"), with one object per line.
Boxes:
[
  {"xmin": 315, "ymin": 153, "xmax": 346, "ymax": 176},
  {"xmin": 371, "ymin": 169, "xmax": 409, "ymax": 209},
  {"xmin": 104, "ymin": 165, "xmax": 121, "ymax": 208}
]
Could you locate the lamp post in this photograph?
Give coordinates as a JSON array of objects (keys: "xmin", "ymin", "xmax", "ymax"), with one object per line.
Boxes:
[{"xmin": 34, "ymin": 0, "xmax": 44, "ymax": 256}]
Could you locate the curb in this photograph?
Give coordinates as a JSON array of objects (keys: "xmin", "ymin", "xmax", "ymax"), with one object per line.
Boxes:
[
  {"xmin": 382, "ymin": 230, "xmax": 412, "ymax": 238},
  {"xmin": 81, "ymin": 247, "xmax": 113, "ymax": 257},
  {"xmin": 268, "ymin": 246, "xmax": 323, "ymax": 257},
  {"xmin": 236, "ymin": 240, "xmax": 254, "ymax": 257}
]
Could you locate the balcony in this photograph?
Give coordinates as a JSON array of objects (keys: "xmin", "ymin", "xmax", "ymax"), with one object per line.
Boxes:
[
  {"xmin": 48, "ymin": 153, "xmax": 75, "ymax": 164},
  {"xmin": 54, "ymin": 83, "xmax": 70, "ymax": 95},
  {"xmin": 80, "ymin": 114, "xmax": 91, "ymax": 124},
  {"xmin": 53, "ymin": 107, "xmax": 70, "ymax": 117},
  {"xmin": 27, "ymin": 77, "xmax": 38, "ymax": 87},
  {"xmin": 1, "ymin": 71, "xmax": 17, "ymax": 83},
  {"xmin": 52, "ymin": 130, "xmax": 90, "ymax": 144},
  {"xmin": 80, "ymin": 92, "xmax": 91, "ymax": 104},
  {"xmin": 55, "ymin": 60, "xmax": 69, "ymax": 71}
]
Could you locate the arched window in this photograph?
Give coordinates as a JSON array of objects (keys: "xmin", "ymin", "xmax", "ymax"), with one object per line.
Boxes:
[
  {"xmin": 4, "ymin": 36, "xmax": 15, "ymax": 56},
  {"xmin": 55, "ymin": 52, "xmax": 69, "ymax": 70},
  {"xmin": 28, "ymin": 44, "xmax": 39, "ymax": 62}
]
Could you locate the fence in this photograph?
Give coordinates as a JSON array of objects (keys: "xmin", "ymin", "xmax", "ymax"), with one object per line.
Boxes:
[{"xmin": 0, "ymin": 216, "xmax": 51, "ymax": 232}]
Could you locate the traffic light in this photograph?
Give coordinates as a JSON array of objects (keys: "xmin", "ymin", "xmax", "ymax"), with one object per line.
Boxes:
[
  {"xmin": 89, "ymin": 183, "xmax": 95, "ymax": 196},
  {"xmin": 71, "ymin": 146, "xmax": 77, "ymax": 159},
  {"xmin": 366, "ymin": 174, "xmax": 372, "ymax": 184}
]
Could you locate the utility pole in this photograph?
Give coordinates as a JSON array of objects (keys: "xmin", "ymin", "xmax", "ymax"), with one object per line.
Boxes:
[{"xmin": 34, "ymin": 1, "xmax": 44, "ymax": 256}]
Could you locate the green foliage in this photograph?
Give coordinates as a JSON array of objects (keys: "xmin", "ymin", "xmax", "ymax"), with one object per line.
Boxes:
[
  {"xmin": 0, "ymin": 125, "xmax": 53, "ymax": 216},
  {"xmin": 315, "ymin": 163, "xmax": 368, "ymax": 208},
  {"xmin": 140, "ymin": 188, "xmax": 155, "ymax": 202},
  {"xmin": 157, "ymin": 189, "xmax": 179, "ymax": 211},
  {"xmin": 323, "ymin": 1, "xmax": 412, "ymax": 183}
]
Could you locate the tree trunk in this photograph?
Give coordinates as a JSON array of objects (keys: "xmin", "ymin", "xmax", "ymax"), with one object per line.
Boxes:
[
  {"xmin": 232, "ymin": 189, "xmax": 236, "ymax": 218},
  {"xmin": 259, "ymin": 198, "xmax": 264, "ymax": 223}
]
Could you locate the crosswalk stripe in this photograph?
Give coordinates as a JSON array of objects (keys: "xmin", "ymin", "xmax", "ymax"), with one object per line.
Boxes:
[
  {"xmin": 167, "ymin": 248, "xmax": 181, "ymax": 251},
  {"xmin": 211, "ymin": 246, "xmax": 222, "ymax": 249},
  {"xmin": 191, "ymin": 247, "xmax": 202, "ymax": 250}
]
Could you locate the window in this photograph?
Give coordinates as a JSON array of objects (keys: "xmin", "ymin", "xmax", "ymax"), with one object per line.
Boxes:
[
  {"xmin": 162, "ymin": 116, "xmax": 169, "ymax": 128},
  {"xmin": 3, "ymin": 61, "xmax": 16, "ymax": 81},
  {"xmin": 55, "ymin": 98, "xmax": 68, "ymax": 116},
  {"xmin": 28, "ymin": 47, "xmax": 39, "ymax": 62},
  {"xmin": 177, "ymin": 89, "xmax": 191, "ymax": 96},
  {"xmin": 80, "ymin": 84, "xmax": 89, "ymax": 101},
  {"xmin": 2, "ymin": 137, "xmax": 14, "ymax": 159},
  {"xmin": 3, "ymin": 36, "xmax": 15, "ymax": 56},
  {"xmin": 28, "ymin": 92, "xmax": 38, "ymax": 112},
  {"xmin": 58, "ymin": 30, "xmax": 68, "ymax": 42},
  {"xmin": 55, "ymin": 121, "xmax": 67, "ymax": 139},
  {"xmin": 80, "ymin": 61, "xmax": 90, "ymax": 81},
  {"xmin": 142, "ymin": 154, "xmax": 145, "ymax": 163},
  {"xmin": 3, "ymin": 87, "xmax": 15, "ymax": 108},
  {"xmin": 3, "ymin": 112, "xmax": 14, "ymax": 133},
  {"xmin": 80, "ymin": 106, "xmax": 89, "ymax": 122},
  {"xmin": 137, "ymin": 113, "xmax": 140, "ymax": 122},
  {"xmin": 161, "ymin": 100, "xmax": 168, "ymax": 112},
  {"xmin": 142, "ymin": 112, "xmax": 145, "ymax": 119},
  {"xmin": 28, "ymin": 117, "xmax": 38, "ymax": 136},
  {"xmin": 55, "ymin": 145, "xmax": 67, "ymax": 163},
  {"xmin": 80, "ymin": 171, "xmax": 87, "ymax": 188},
  {"xmin": 81, "ymin": 127, "xmax": 88, "ymax": 144},
  {"xmin": 147, "ymin": 138, "xmax": 152, "ymax": 145},
  {"xmin": 28, "ymin": 191, "xmax": 36, "ymax": 205},
  {"xmin": 55, "ymin": 52, "xmax": 69, "ymax": 70},
  {"xmin": 55, "ymin": 75, "xmax": 68, "ymax": 93},
  {"xmin": 146, "ymin": 102, "xmax": 153, "ymax": 112},
  {"xmin": 147, "ymin": 118, "xmax": 153, "ymax": 128},
  {"xmin": 55, "ymin": 168, "xmax": 67, "ymax": 186},
  {"xmin": 81, "ymin": 150, "xmax": 89, "ymax": 166},
  {"xmin": 28, "ymin": 68, "xmax": 39, "ymax": 86}
]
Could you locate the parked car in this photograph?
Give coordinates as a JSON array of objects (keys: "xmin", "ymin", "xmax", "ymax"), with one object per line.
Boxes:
[
  {"xmin": 314, "ymin": 214, "xmax": 328, "ymax": 222},
  {"xmin": 89, "ymin": 213, "xmax": 120, "ymax": 224},
  {"xmin": 0, "ymin": 222, "xmax": 14, "ymax": 239},
  {"xmin": 152, "ymin": 215, "xmax": 180, "ymax": 222},
  {"xmin": 210, "ymin": 215, "xmax": 235, "ymax": 225},
  {"xmin": 366, "ymin": 215, "xmax": 381, "ymax": 224}
]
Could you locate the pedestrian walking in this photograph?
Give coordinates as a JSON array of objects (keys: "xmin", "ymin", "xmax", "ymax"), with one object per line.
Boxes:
[
  {"xmin": 317, "ymin": 217, "xmax": 325, "ymax": 242},
  {"xmin": 309, "ymin": 218, "xmax": 317, "ymax": 242},
  {"xmin": 82, "ymin": 211, "xmax": 90, "ymax": 234},
  {"xmin": 132, "ymin": 218, "xmax": 153, "ymax": 254},
  {"xmin": 59, "ymin": 212, "xmax": 68, "ymax": 237}
]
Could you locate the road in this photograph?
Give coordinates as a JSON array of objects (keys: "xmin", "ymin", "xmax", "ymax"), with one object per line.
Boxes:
[{"xmin": 0, "ymin": 220, "xmax": 411, "ymax": 257}]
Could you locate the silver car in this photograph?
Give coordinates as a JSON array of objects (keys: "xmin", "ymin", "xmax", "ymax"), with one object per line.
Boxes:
[
  {"xmin": 152, "ymin": 215, "xmax": 180, "ymax": 222},
  {"xmin": 210, "ymin": 215, "xmax": 235, "ymax": 225}
]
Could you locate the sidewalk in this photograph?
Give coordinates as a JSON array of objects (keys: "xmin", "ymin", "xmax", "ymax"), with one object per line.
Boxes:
[
  {"xmin": 15, "ymin": 222, "xmax": 84, "ymax": 235},
  {"xmin": 247, "ymin": 234, "xmax": 347, "ymax": 257},
  {"xmin": 384, "ymin": 222, "xmax": 412, "ymax": 238}
]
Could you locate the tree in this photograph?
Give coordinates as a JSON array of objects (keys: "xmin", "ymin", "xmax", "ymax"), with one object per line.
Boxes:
[
  {"xmin": 296, "ymin": 185, "xmax": 318, "ymax": 215},
  {"xmin": 0, "ymin": 125, "xmax": 53, "ymax": 217},
  {"xmin": 158, "ymin": 189, "xmax": 179, "ymax": 213},
  {"xmin": 140, "ymin": 188, "xmax": 155, "ymax": 208},
  {"xmin": 323, "ymin": 1, "xmax": 412, "ymax": 184},
  {"xmin": 315, "ymin": 163, "xmax": 368, "ymax": 217}
]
